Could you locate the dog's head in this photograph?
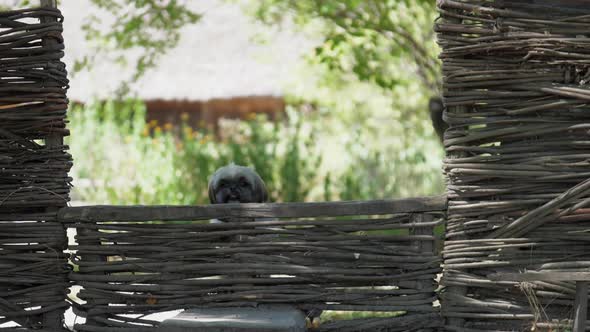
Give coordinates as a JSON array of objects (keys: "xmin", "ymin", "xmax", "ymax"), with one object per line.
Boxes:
[{"xmin": 208, "ymin": 164, "xmax": 268, "ymax": 204}]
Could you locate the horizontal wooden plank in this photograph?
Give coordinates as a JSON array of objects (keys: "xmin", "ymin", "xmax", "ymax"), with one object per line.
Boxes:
[
  {"xmin": 57, "ymin": 195, "xmax": 447, "ymax": 222},
  {"xmin": 488, "ymin": 271, "xmax": 590, "ymax": 282}
]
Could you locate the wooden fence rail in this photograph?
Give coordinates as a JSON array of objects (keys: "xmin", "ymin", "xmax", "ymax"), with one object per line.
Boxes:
[{"xmin": 58, "ymin": 195, "xmax": 447, "ymax": 222}]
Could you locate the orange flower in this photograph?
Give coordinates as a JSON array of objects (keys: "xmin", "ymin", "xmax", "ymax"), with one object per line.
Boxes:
[
  {"xmin": 246, "ymin": 112, "xmax": 257, "ymax": 121},
  {"xmin": 149, "ymin": 119, "xmax": 158, "ymax": 128},
  {"xmin": 164, "ymin": 123, "xmax": 173, "ymax": 131},
  {"xmin": 180, "ymin": 112, "xmax": 189, "ymax": 121}
]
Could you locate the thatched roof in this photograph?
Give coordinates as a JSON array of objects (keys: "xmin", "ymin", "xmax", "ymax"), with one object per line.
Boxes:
[{"xmin": 60, "ymin": 0, "xmax": 315, "ymax": 102}]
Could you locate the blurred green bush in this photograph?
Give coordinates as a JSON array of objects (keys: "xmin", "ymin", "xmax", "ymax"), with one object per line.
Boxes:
[{"xmin": 67, "ymin": 98, "xmax": 443, "ymax": 205}]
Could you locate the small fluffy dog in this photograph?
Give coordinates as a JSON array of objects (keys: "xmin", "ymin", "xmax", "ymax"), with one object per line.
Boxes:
[
  {"xmin": 208, "ymin": 164, "xmax": 268, "ymax": 224},
  {"xmin": 208, "ymin": 163, "xmax": 268, "ymax": 205}
]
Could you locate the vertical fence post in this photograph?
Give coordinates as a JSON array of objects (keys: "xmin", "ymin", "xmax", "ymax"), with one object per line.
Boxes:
[
  {"xmin": 573, "ymin": 281, "xmax": 588, "ymax": 332},
  {"xmin": 40, "ymin": 0, "xmax": 68, "ymax": 329},
  {"xmin": 40, "ymin": 0, "xmax": 61, "ymax": 148},
  {"xmin": 410, "ymin": 213, "xmax": 437, "ymax": 330},
  {"xmin": 436, "ymin": 3, "xmax": 469, "ymax": 328},
  {"xmin": 74, "ymin": 225, "xmax": 110, "ymax": 328}
]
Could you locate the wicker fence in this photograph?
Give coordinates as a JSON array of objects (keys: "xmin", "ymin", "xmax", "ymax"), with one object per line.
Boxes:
[
  {"xmin": 0, "ymin": 2, "xmax": 444, "ymax": 331},
  {"xmin": 6, "ymin": 0, "xmax": 590, "ymax": 331},
  {"xmin": 59, "ymin": 197, "xmax": 444, "ymax": 331},
  {"xmin": 0, "ymin": 2, "xmax": 71, "ymax": 330},
  {"xmin": 437, "ymin": 0, "xmax": 590, "ymax": 330}
]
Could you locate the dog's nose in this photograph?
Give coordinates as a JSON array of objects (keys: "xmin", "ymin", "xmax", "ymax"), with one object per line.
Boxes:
[{"xmin": 228, "ymin": 189, "xmax": 240, "ymax": 199}]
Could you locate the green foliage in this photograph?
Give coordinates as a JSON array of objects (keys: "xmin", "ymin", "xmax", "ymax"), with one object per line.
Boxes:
[
  {"xmin": 81, "ymin": 0, "xmax": 200, "ymax": 93},
  {"xmin": 67, "ymin": 100, "xmax": 323, "ymax": 204},
  {"xmin": 12, "ymin": 0, "xmax": 200, "ymax": 94},
  {"xmin": 338, "ymin": 139, "xmax": 444, "ymax": 200},
  {"xmin": 283, "ymin": 58, "xmax": 445, "ymax": 200},
  {"xmin": 241, "ymin": 0, "xmax": 446, "ymax": 199},
  {"xmin": 67, "ymin": 99, "xmax": 443, "ymax": 205},
  {"xmin": 245, "ymin": 0, "xmax": 441, "ymax": 95}
]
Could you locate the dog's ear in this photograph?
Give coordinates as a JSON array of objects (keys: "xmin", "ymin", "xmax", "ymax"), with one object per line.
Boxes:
[{"xmin": 253, "ymin": 173, "xmax": 268, "ymax": 203}]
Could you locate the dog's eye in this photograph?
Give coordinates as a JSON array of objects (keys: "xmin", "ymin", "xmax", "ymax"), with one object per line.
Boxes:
[
  {"xmin": 219, "ymin": 181, "xmax": 227, "ymax": 188},
  {"xmin": 239, "ymin": 178, "xmax": 249, "ymax": 187}
]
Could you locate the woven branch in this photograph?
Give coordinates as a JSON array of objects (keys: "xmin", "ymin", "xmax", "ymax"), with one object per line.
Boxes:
[
  {"xmin": 0, "ymin": 5, "xmax": 71, "ymax": 330},
  {"xmin": 437, "ymin": 0, "xmax": 590, "ymax": 330},
  {"xmin": 0, "ymin": 6, "xmax": 71, "ymax": 219},
  {"xmin": 68, "ymin": 208, "xmax": 443, "ymax": 331}
]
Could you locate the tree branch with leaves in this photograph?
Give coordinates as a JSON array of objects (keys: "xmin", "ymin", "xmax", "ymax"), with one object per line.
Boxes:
[
  {"xmin": 245, "ymin": 0, "xmax": 446, "ymax": 141},
  {"xmin": 249, "ymin": 0, "xmax": 441, "ymax": 95},
  {"xmin": 78, "ymin": 0, "xmax": 201, "ymax": 95},
  {"xmin": 10, "ymin": 0, "xmax": 201, "ymax": 95}
]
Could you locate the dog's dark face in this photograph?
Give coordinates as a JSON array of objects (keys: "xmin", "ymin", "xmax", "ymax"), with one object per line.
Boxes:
[{"xmin": 208, "ymin": 164, "xmax": 268, "ymax": 204}]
